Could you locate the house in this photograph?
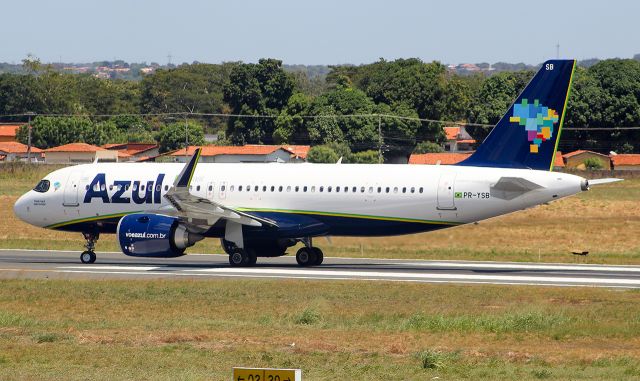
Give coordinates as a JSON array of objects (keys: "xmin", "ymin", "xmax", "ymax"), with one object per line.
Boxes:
[
  {"xmin": 610, "ymin": 154, "xmax": 640, "ymax": 170},
  {"xmin": 553, "ymin": 151, "xmax": 565, "ymax": 170},
  {"xmin": 44, "ymin": 143, "xmax": 119, "ymax": 164},
  {"xmin": 168, "ymin": 145, "xmax": 310, "ymax": 163},
  {"xmin": 563, "ymin": 150, "xmax": 611, "ymax": 170},
  {"xmin": 102, "ymin": 143, "xmax": 160, "ymax": 161},
  {"xmin": 409, "ymin": 152, "xmax": 472, "ymax": 165},
  {"xmin": 443, "ymin": 126, "xmax": 476, "ymax": 152},
  {"xmin": 0, "ymin": 125, "xmax": 21, "ymax": 142},
  {"xmin": 0, "ymin": 142, "xmax": 44, "ymax": 162}
]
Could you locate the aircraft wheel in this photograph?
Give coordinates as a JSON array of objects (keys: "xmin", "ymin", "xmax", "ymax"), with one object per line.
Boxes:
[
  {"xmin": 80, "ymin": 251, "xmax": 96, "ymax": 264},
  {"xmin": 246, "ymin": 248, "xmax": 258, "ymax": 266},
  {"xmin": 296, "ymin": 247, "xmax": 317, "ymax": 267},
  {"xmin": 312, "ymin": 247, "xmax": 324, "ymax": 266},
  {"xmin": 229, "ymin": 249, "xmax": 248, "ymax": 267}
]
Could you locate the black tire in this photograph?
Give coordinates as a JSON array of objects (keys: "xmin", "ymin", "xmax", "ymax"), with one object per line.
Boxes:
[
  {"xmin": 296, "ymin": 247, "xmax": 317, "ymax": 267},
  {"xmin": 312, "ymin": 247, "xmax": 324, "ymax": 266},
  {"xmin": 80, "ymin": 251, "xmax": 96, "ymax": 264},
  {"xmin": 246, "ymin": 248, "xmax": 258, "ymax": 266},
  {"xmin": 228, "ymin": 249, "xmax": 248, "ymax": 267}
]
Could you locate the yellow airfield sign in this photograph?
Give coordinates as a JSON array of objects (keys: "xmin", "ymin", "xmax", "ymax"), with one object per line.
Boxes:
[{"xmin": 233, "ymin": 367, "xmax": 302, "ymax": 381}]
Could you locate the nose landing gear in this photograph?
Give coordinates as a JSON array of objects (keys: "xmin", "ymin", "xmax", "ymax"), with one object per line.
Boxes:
[{"xmin": 80, "ymin": 232, "xmax": 99, "ymax": 264}]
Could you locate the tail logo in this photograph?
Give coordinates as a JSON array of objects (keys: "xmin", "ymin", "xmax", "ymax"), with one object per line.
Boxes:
[{"xmin": 509, "ymin": 99, "xmax": 559, "ymax": 153}]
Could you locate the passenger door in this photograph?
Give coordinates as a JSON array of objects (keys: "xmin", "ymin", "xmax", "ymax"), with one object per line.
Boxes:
[
  {"xmin": 63, "ymin": 171, "xmax": 81, "ymax": 207},
  {"xmin": 437, "ymin": 173, "xmax": 457, "ymax": 210}
]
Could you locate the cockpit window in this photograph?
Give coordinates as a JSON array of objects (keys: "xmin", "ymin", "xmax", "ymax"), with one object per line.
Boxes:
[{"xmin": 33, "ymin": 179, "xmax": 50, "ymax": 193}]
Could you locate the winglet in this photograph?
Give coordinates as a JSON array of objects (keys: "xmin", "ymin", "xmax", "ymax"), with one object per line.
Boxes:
[{"xmin": 174, "ymin": 147, "xmax": 201, "ymax": 188}]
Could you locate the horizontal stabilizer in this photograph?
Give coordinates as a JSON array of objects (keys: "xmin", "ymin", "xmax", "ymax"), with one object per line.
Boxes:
[
  {"xmin": 588, "ymin": 178, "xmax": 624, "ymax": 186},
  {"xmin": 490, "ymin": 177, "xmax": 543, "ymax": 200}
]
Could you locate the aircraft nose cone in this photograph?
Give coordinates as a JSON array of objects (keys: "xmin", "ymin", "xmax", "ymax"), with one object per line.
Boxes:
[{"xmin": 13, "ymin": 194, "xmax": 30, "ymax": 224}]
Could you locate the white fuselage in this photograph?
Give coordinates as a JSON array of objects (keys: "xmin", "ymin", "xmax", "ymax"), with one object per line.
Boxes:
[{"xmin": 14, "ymin": 162, "xmax": 586, "ymax": 237}]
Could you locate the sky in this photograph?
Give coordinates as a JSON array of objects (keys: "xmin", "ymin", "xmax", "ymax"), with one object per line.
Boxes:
[{"xmin": 1, "ymin": 0, "xmax": 638, "ymax": 65}]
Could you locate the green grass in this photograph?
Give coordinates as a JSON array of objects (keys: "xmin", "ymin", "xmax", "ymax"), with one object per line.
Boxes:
[{"xmin": 1, "ymin": 279, "xmax": 640, "ymax": 379}]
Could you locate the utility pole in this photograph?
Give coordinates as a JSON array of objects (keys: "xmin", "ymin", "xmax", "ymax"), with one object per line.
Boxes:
[
  {"xmin": 25, "ymin": 112, "xmax": 35, "ymax": 163},
  {"xmin": 378, "ymin": 115, "xmax": 383, "ymax": 164},
  {"xmin": 185, "ymin": 115, "xmax": 189, "ymax": 160}
]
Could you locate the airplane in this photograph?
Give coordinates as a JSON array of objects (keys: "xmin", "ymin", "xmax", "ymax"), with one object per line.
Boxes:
[{"xmin": 13, "ymin": 59, "xmax": 620, "ymax": 267}]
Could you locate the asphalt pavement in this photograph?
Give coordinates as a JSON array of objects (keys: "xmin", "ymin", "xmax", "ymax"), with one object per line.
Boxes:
[{"xmin": 0, "ymin": 249, "xmax": 639, "ymax": 288}]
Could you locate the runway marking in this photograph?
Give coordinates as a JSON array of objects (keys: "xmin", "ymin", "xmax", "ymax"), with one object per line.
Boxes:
[
  {"xmin": 404, "ymin": 262, "xmax": 640, "ymax": 273},
  {"xmin": 0, "ymin": 265, "xmax": 637, "ymax": 288},
  {"xmin": 182, "ymin": 267, "xmax": 640, "ymax": 286},
  {"xmin": 60, "ymin": 265, "xmax": 160, "ymax": 271}
]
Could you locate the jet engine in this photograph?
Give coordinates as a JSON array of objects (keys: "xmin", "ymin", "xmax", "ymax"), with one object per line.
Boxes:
[{"xmin": 117, "ymin": 213, "xmax": 203, "ymax": 257}]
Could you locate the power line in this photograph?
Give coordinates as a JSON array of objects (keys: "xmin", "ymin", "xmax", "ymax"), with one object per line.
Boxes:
[{"xmin": 2, "ymin": 111, "xmax": 640, "ymax": 131}]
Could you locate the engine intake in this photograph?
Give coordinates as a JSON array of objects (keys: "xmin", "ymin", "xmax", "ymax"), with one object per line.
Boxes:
[{"xmin": 117, "ymin": 213, "xmax": 203, "ymax": 257}]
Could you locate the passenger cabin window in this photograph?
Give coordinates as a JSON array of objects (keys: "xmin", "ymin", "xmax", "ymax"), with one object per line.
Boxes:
[
  {"xmin": 328, "ymin": 186, "xmax": 332, "ymax": 193},
  {"xmin": 419, "ymin": 187, "xmax": 423, "ymax": 193},
  {"xmin": 411, "ymin": 187, "xmax": 415, "ymax": 193},
  {"xmin": 141, "ymin": 185, "xmax": 145, "ymax": 191},
  {"xmin": 286, "ymin": 186, "xmax": 291, "ymax": 192},
  {"xmin": 303, "ymin": 186, "xmax": 308, "ymax": 192},
  {"xmin": 402, "ymin": 187, "xmax": 406, "ymax": 193},
  {"xmin": 165, "ymin": 185, "xmax": 169, "ymax": 191},
  {"xmin": 208, "ymin": 185, "xmax": 213, "ymax": 191},
  {"xmin": 352, "ymin": 186, "xmax": 357, "ymax": 193},
  {"xmin": 295, "ymin": 186, "xmax": 299, "ymax": 192},
  {"xmin": 360, "ymin": 187, "xmax": 365, "ymax": 193},
  {"xmin": 336, "ymin": 186, "xmax": 340, "ymax": 193},
  {"xmin": 319, "ymin": 186, "xmax": 324, "ymax": 192},
  {"xmin": 230, "ymin": 185, "xmax": 235, "ymax": 192},
  {"xmin": 239, "ymin": 185, "xmax": 243, "ymax": 191},
  {"xmin": 33, "ymin": 180, "xmax": 50, "ymax": 193},
  {"xmin": 311, "ymin": 186, "xmax": 316, "ymax": 192},
  {"xmin": 377, "ymin": 187, "xmax": 381, "ymax": 193},
  {"xmin": 254, "ymin": 186, "xmax": 258, "ymax": 192},
  {"xmin": 263, "ymin": 186, "xmax": 267, "ymax": 192},
  {"xmin": 221, "ymin": 185, "xmax": 225, "ymax": 192},
  {"xmin": 385, "ymin": 187, "xmax": 390, "ymax": 193},
  {"xmin": 278, "ymin": 186, "xmax": 283, "ymax": 192},
  {"xmin": 394, "ymin": 187, "xmax": 398, "ymax": 193}
]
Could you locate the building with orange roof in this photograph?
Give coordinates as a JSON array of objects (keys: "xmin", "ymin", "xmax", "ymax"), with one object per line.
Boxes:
[
  {"xmin": 167, "ymin": 145, "xmax": 310, "ymax": 163},
  {"xmin": 0, "ymin": 125, "xmax": 21, "ymax": 142},
  {"xmin": 563, "ymin": 150, "xmax": 611, "ymax": 170},
  {"xmin": 443, "ymin": 126, "xmax": 476, "ymax": 152},
  {"xmin": 44, "ymin": 143, "xmax": 119, "ymax": 164},
  {"xmin": 0, "ymin": 141, "xmax": 44, "ymax": 162},
  {"xmin": 409, "ymin": 152, "xmax": 472, "ymax": 165},
  {"xmin": 610, "ymin": 154, "xmax": 640, "ymax": 170},
  {"xmin": 553, "ymin": 151, "xmax": 565, "ymax": 169},
  {"xmin": 102, "ymin": 143, "xmax": 160, "ymax": 161}
]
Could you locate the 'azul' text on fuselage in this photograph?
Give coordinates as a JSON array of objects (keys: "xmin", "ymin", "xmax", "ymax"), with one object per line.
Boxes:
[{"xmin": 83, "ymin": 173, "xmax": 165, "ymax": 204}]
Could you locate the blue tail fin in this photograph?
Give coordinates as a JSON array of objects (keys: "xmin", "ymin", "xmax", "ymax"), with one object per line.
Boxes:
[{"xmin": 458, "ymin": 59, "xmax": 576, "ymax": 171}]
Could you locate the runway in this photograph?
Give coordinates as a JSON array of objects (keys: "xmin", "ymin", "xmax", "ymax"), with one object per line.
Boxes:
[{"xmin": 1, "ymin": 249, "xmax": 640, "ymax": 288}]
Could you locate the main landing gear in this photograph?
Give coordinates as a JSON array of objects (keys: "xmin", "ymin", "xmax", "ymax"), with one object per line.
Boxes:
[
  {"xmin": 221, "ymin": 238, "xmax": 324, "ymax": 267},
  {"xmin": 80, "ymin": 232, "xmax": 98, "ymax": 264}
]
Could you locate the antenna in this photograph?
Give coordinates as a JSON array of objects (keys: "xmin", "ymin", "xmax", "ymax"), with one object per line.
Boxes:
[{"xmin": 556, "ymin": 43, "xmax": 560, "ymax": 59}]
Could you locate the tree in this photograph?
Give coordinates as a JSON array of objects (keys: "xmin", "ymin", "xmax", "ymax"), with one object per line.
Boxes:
[
  {"xmin": 347, "ymin": 150, "xmax": 379, "ymax": 164},
  {"xmin": 306, "ymin": 145, "xmax": 339, "ymax": 163},
  {"xmin": 413, "ymin": 141, "xmax": 443, "ymax": 154},
  {"xmin": 141, "ymin": 63, "xmax": 237, "ymax": 129},
  {"xmin": 466, "ymin": 70, "xmax": 534, "ymax": 142},
  {"xmin": 16, "ymin": 116, "xmax": 124, "ymax": 148},
  {"xmin": 583, "ymin": 157, "xmax": 604, "ymax": 170},
  {"xmin": 223, "ymin": 59, "xmax": 295, "ymax": 144},
  {"xmin": 273, "ymin": 93, "xmax": 311, "ymax": 144},
  {"xmin": 156, "ymin": 120, "xmax": 205, "ymax": 153}
]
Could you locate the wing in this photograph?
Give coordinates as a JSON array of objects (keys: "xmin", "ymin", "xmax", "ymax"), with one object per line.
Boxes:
[{"xmin": 163, "ymin": 148, "xmax": 279, "ymax": 232}]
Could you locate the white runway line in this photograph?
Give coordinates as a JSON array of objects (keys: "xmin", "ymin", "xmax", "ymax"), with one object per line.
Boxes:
[
  {"xmin": 403, "ymin": 262, "xmax": 640, "ymax": 273},
  {"xmin": 59, "ymin": 265, "xmax": 160, "ymax": 271}
]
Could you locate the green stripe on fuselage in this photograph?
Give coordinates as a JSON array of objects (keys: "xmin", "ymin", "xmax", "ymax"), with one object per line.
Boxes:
[{"xmin": 236, "ymin": 207, "xmax": 461, "ymax": 226}]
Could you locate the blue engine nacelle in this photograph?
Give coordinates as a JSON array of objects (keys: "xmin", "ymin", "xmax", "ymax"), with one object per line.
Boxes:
[{"xmin": 117, "ymin": 213, "xmax": 203, "ymax": 257}]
